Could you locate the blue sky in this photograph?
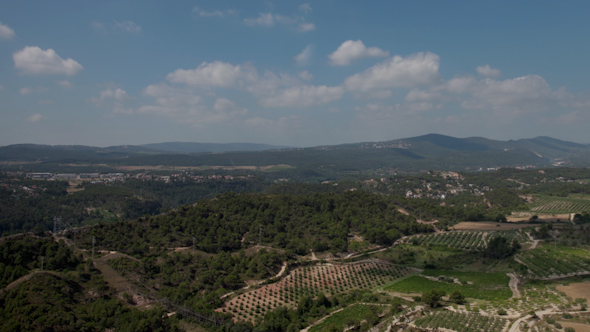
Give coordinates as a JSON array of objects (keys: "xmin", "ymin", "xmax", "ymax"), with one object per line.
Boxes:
[{"xmin": 2, "ymin": 1, "xmax": 590, "ymax": 147}]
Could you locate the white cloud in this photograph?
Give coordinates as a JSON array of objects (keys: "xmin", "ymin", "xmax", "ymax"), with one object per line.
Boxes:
[
  {"xmin": 245, "ymin": 115, "xmax": 300, "ymax": 129},
  {"xmin": 459, "ymin": 75, "xmax": 553, "ymax": 112},
  {"xmin": 213, "ymin": 97, "xmax": 248, "ymax": 115},
  {"xmin": 193, "ymin": 7, "xmax": 237, "ymax": 18},
  {"xmin": 297, "ymin": 23, "xmax": 316, "ymax": 32},
  {"xmin": 19, "ymin": 86, "xmax": 47, "ymax": 95},
  {"xmin": 102, "ymin": 88, "xmax": 129, "ymax": 101},
  {"xmin": 165, "ymin": 61, "xmax": 341, "ymax": 108},
  {"xmin": 91, "ymin": 21, "xmax": 105, "ymax": 31},
  {"xmin": 405, "ymin": 89, "xmax": 443, "ymax": 103},
  {"xmin": 344, "ymin": 52, "xmax": 441, "ymax": 92},
  {"xmin": 166, "ymin": 61, "xmax": 256, "ymax": 87},
  {"xmin": 298, "ymin": 70, "xmax": 313, "ymax": 81},
  {"xmin": 356, "ymin": 102, "xmax": 442, "ymax": 120},
  {"xmin": 294, "ymin": 45, "xmax": 313, "ymax": 66},
  {"xmin": 26, "ymin": 114, "xmax": 47, "ymax": 122},
  {"xmin": 136, "ymin": 84, "xmax": 248, "ymax": 125},
  {"xmin": 56, "ymin": 80, "xmax": 72, "ymax": 88},
  {"xmin": 244, "ymin": 13, "xmax": 275, "ymax": 27},
  {"xmin": 90, "ymin": 88, "xmax": 129, "ymax": 105},
  {"xmin": 13, "ymin": 46, "xmax": 83, "ymax": 76},
  {"xmin": 476, "ymin": 64, "xmax": 501, "ymax": 78},
  {"xmin": 0, "ymin": 21, "xmax": 15, "ymax": 40},
  {"xmin": 299, "ymin": 3, "xmax": 312, "ymax": 14},
  {"xmin": 260, "ymin": 85, "xmax": 344, "ymax": 107},
  {"xmin": 244, "ymin": 13, "xmax": 315, "ymax": 32},
  {"xmin": 113, "ymin": 20, "xmax": 142, "ymax": 33},
  {"xmin": 328, "ymin": 40, "xmax": 389, "ymax": 66}
]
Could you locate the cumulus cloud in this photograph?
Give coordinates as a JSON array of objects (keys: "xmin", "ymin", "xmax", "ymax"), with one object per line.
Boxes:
[
  {"xmin": 344, "ymin": 52, "xmax": 441, "ymax": 92},
  {"xmin": 244, "ymin": 13, "xmax": 315, "ymax": 32},
  {"xmin": 298, "ymin": 70, "xmax": 313, "ymax": 81},
  {"xmin": 356, "ymin": 102, "xmax": 442, "ymax": 120},
  {"xmin": 294, "ymin": 45, "xmax": 313, "ymax": 66},
  {"xmin": 14, "ymin": 46, "xmax": 83, "ymax": 76},
  {"xmin": 260, "ymin": 85, "xmax": 344, "ymax": 107},
  {"xmin": 137, "ymin": 84, "xmax": 248, "ymax": 125},
  {"xmin": 166, "ymin": 61, "xmax": 256, "ymax": 87},
  {"xmin": 113, "ymin": 20, "xmax": 142, "ymax": 33},
  {"xmin": 299, "ymin": 3, "xmax": 312, "ymax": 14},
  {"xmin": 56, "ymin": 80, "xmax": 72, "ymax": 88},
  {"xmin": 19, "ymin": 86, "xmax": 47, "ymax": 95},
  {"xmin": 193, "ymin": 7, "xmax": 237, "ymax": 18},
  {"xmin": 459, "ymin": 75, "xmax": 554, "ymax": 112},
  {"xmin": 245, "ymin": 115, "xmax": 301, "ymax": 130},
  {"xmin": 26, "ymin": 114, "xmax": 47, "ymax": 122},
  {"xmin": 157, "ymin": 60, "xmax": 344, "ymax": 110},
  {"xmin": 92, "ymin": 20, "xmax": 142, "ymax": 34},
  {"xmin": 476, "ymin": 64, "xmax": 501, "ymax": 78},
  {"xmin": 0, "ymin": 21, "xmax": 15, "ymax": 40},
  {"xmin": 328, "ymin": 40, "xmax": 389, "ymax": 66},
  {"xmin": 90, "ymin": 88, "xmax": 129, "ymax": 106}
]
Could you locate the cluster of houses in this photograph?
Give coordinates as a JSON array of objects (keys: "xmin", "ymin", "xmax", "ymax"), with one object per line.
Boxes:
[{"xmin": 26, "ymin": 172, "xmax": 125, "ymax": 180}]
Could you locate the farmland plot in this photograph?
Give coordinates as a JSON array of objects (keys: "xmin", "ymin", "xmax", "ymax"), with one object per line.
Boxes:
[
  {"xmin": 516, "ymin": 246, "xmax": 590, "ymax": 279},
  {"xmin": 218, "ymin": 261, "xmax": 413, "ymax": 322},
  {"xmin": 529, "ymin": 195, "xmax": 590, "ymax": 213},
  {"xmin": 407, "ymin": 230, "xmax": 525, "ymax": 251},
  {"xmin": 415, "ymin": 311, "xmax": 509, "ymax": 332}
]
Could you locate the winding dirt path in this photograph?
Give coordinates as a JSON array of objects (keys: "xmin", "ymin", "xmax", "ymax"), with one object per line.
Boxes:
[
  {"xmin": 507, "ymin": 273, "xmax": 521, "ymax": 298},
  {"xmin": 220, "ymin": 261, "xmax": 288, "ymax": 300}
]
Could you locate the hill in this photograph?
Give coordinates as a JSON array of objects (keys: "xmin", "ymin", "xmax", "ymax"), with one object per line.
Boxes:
[
  {"xmin": 140, "ymin": 142, "xmax": 294, "ymax": 153},
  {"xmin": 1, "ymin": 134, "xmax": 589, "ymax": 173}
]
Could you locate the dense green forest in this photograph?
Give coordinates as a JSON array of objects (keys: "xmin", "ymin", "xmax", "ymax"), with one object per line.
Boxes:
[{"xmin": 73, "ymin": 191, "xmax": 433, "ymax": 255}]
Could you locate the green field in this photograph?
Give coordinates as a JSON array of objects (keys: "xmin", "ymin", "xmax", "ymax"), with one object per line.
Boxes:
[
  {"xmin": 407, "ymin": 230, "xmax": 525, "ymax": 251},
  {"xmin": 415, "ymin": 311, "xmax": 508, "ymax": 332},
  {"xmin": 308, "ymin": 304, "xmax": 387, "ymax": 332},
  {"xmin": 384, "ymin": 271, "xmax": 512, "ymax": 301},
  {"xmin": 529, "ymin": 195, "xmax": 590, "ymax": 213},
  {"xmin": 516, "ymin": 244, "xmax": 590, "ymax": 278}
]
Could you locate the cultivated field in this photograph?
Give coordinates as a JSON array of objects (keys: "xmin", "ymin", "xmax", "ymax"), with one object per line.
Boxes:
[
  {"xmin": 415, "ymin": 311, "xmax": 509, "ymax": 332},
  {"xmin": 556, "ymin": 281, "xmax": 590, "ymax": 302},
  {"xmin": 529, "ymin": 195, "xmax": 590, "ymax": 214},
  {"xmin": 452, "ymin": 222, "xmax": 532, "ymax": 231},
  {"xmin": 406, "ymin": 230, "xmax": 526, "ymax": 251},
  {"xmin": 557, "ymin": 321, "xmax": 590, "ymax": 332},
  {"xmin": 218, "ymin": 261, "xmax": 413, "ymax": 322},
  {"xmin": 516, "ymin": 246, "xmax": 590, "ymax": 279},
  {"xmin": 308, "ymin": 304, "xmax": 389, "ymax": 332}
]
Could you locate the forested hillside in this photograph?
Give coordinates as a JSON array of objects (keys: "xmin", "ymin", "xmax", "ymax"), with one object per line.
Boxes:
[{"xmin": 74, "ymin": 191, "xmax": 433, "ymax": 256}]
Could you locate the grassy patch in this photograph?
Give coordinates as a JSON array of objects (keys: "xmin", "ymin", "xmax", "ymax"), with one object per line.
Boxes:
[
  {"xmin": 421, "ymin": 269, "xmax": 510, "ymax": 287},
  {"xmin": 384, "ymin": 273, "xmax": 511, "ymax": 301},
  {"xmin": 308, "ymin": 304, "xmax": 387, "ymax": 332}
]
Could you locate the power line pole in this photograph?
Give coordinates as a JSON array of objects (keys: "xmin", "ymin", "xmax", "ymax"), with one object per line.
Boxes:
[
  {"xmin": 192, "ymin": 237, "xmax": 196, "ymax": 252},
  {"xmin": 259, "ymin": 225, "xmax": 262, "ymax": 247},
  {"xmin": 92, "ymin": 236, "xmax": 96, "ymax": 261},
  {"xmin": 40, "ymin": 256, "xmax": 44, "ymax": 271},
  {"xmin": 53, "ymin": 216, "xmax": 61, "ymax": 234}
]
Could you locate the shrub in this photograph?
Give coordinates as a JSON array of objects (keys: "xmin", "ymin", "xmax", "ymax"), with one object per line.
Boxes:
[{"xmin": 497, "ymin": 309, "xmax": 507, "ymax": 316}]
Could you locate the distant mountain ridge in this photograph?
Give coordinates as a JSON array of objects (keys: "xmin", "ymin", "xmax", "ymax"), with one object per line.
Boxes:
[
  {"xmin": 139, "ymin": 142, "xmax": 294, "ymax": 153},
  {"xmin": 1, "ymin": 135, "xmax": 589, "ymax": 172}
]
